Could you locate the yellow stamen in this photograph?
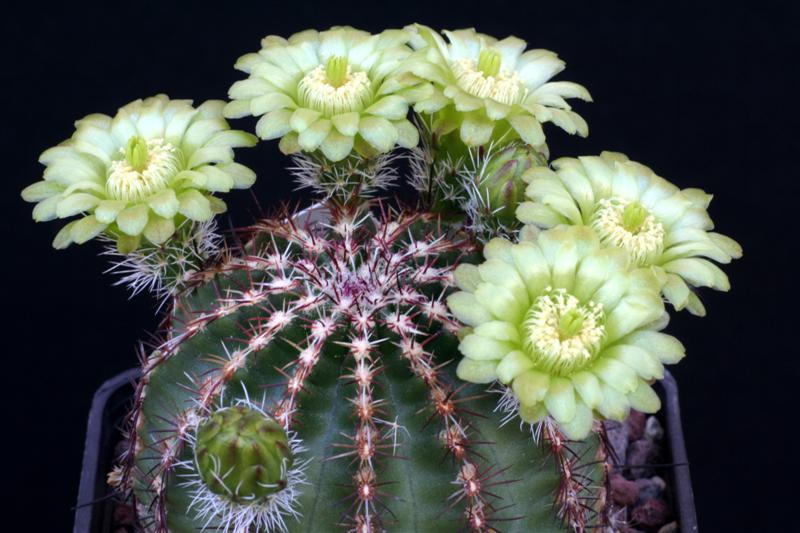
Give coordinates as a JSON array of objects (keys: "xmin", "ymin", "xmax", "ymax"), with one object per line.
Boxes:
[
  {"xmin": 451, "ymin": 55, "xmax": 526, "ymax": 106},
  {"xmin": 591, "ymin": 197, "xmax": 665, "ymax": 266},
  {"xmin": 297, "ymin": 62, "xmax": 373, "ymax": 116},
  {"xmin": 107, "ymin": 138, "xmax": 180, "ymax": 201},
  {"xmin": 523, "ymin": 288, "xmax": 605, "ymax": 374}
]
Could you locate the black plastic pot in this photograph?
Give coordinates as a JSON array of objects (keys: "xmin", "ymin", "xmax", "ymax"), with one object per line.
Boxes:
[
  {"xmin": 74, "ymin": 370, "xmax": 698, "ymax": 532},
  {"xmin": 74, "ymin": 368, "xmax": 140, "ymax": 533}
]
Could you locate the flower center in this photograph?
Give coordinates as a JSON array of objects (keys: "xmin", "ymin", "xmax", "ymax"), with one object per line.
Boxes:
[
  {"xmin": 297, "ymin": 56, "xmax": 373, "ymax": 115},
  {"xmin": 107, "ymin": 136, "xmax": 180, "ymax": 202},
  {"xmin": 523, "ymin": 287, "xmax": 605, "ymax": 374},
  {"xmin": 452, "ymin": 49, "xmax": 527, "ymax": 106},
  {"xmin": 591, "ymin": 197, "xmax": 665, "ymax": 265}
]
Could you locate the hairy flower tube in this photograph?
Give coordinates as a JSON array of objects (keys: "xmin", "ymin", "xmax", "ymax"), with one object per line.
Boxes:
[
  {"xmin": 447, "ymin": 226, "xmax": 685, "ymax": 439},
  {"xmin": 225, "ymin": 26, "xmax": 421, "ymax": 162},
  {"xmin": 402, "ymin": 25, "xmax": 591, "ymax": 148},
  {"xmin": 179, "ymin": 398, "xmax": 309, "ymax": 533},
  {"xmin": 21, "ymin": 95, "xmax": 257, "ymax": 253},
  {"xmin": 517, "ymin": 152, "xmax": 742, "ymax": 315}
]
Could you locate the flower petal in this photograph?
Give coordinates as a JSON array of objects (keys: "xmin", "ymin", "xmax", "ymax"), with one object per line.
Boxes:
[
  {"xmin": 560, "ymin": 402, "xmax": 593, "ymax": 440},
  {"xmin": 454, "ymin": 264, "xmax": 482, "ymax": 292},
  {"xmin": 495, "ymin": 350, "xmax": 533, "ymax": 384},
  {"xmin": 460, "ymin": 112, "xmax": 494, "ymax": 146},
  {"xmin": 143, "ymin": 215, "xmax": 176, "ymax": 245},
  {"xmin": 359, "ymin": 116, "xmax": 398, "ymax": 153},
  {"xmin": 624, "ymin": 331, "xmax": 685, "ymax": 364},
  {"xmin": 544, "ymin": 377, "xmax": 576, "ymax": 424},
  {"xmin": 447, "ymin": 291, "xmax": 493, "ymax": 326},
  {"xmin": 70, "ymin": 215, "xmax": 107, "ymax": 244},
  {"xmin": 627, "ymin": 382, "xmax": 661, "ymax": 413},
  {"xmin": 56, "ymin": 193, "xmax": 99, "ymax": 218},
  {"xmin": 147, "ymin": 189, "xmax": 179, "ymax": 219},
  {"xmin": 21, "ymin": 181, "xmax": 63, "ymax": 202},
  {"xmin": 95, "ymin": 200, "xmax": 126, "ymax": 224},
  {"xmin": 255, "ymin": 109, "xmax": 293, "ymax": 140},
  {"xmin": 331, "ymin": 112, "xmax": 360, "ymax": 137},
  {"xmin": 365, "ymin": 95, "xmax": 408, "ymax": 120},
  {"xmin": 456, "ymin": 358, "xmax": 498, "ymax": 384},
  {"xmin": 116, "ymin": 204, "xmax": 149, "ymax": 236},
  {"xmin": 512, "ymin": 370, "xmax": 550, "ymax": 407},
  {"xmin": 320, "ymin": 129, "xmax": 355, "ymax": 162},
  {"xmin": 458, "ymin": 333, "xmax": 515, "ymax": 361},
  {"xmin": 605, "ymin": 345, "xmax": 664, "ymax": 381},
  {"xmin": 178, "ymin": 190, "xmax": 213, "ymax": 221},
  {"xmin": 298, "ymin": 118, "xmax": 332, "ymax": 151},
  {"xmin": 52, "ymin": 221, "xmax": 78, "ymax": 249},
  {"xmin": 508, "ymin": 113, "xmax": 545, "ymax": 146}
]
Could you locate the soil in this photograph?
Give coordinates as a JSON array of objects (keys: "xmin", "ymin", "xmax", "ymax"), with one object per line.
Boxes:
[{"xmin": 605, "ymin": 410, "xmax": 679, "ymax": 532}]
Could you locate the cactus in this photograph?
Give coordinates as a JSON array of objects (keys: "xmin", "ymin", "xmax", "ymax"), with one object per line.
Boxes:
[{"xmin": 120, "ymin": 201, "xmax": 607, "ymax": 532}]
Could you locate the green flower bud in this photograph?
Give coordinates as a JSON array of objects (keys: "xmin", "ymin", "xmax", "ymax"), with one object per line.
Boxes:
[
  {"xmin": 477, "ymin": 144, "xmax": 546, "ymax": 226},
  {"xmin": 194, "ymin": 406, "xmax": 293, "ymax": 502}
]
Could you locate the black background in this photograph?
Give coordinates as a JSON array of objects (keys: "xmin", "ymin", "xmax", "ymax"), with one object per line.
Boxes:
[{"xmin": 2, "ymin": 1, "xmax": 797, "ymax": 531}]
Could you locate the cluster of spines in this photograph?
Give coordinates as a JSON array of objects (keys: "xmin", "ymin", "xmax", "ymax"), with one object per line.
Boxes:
[
  {"xmin": 289, "ymin": 152, "xmax": 401, "ymax": 201},
  {"xmin": 102, "ymin": 219, "xmax": 223, "ymax": 301},
  {"xmin": 454, "ymin": 143, "xmax": 527, "ymax": 242},
  {"xmin": 543, "ymin": 420, "xmax": 606, "ymax": 532},
  {"xmin": 408, "ymin": 123, "xmax": 538, "ymax": 243},
  {"xmin": 407, "ymin": 117, "xmax": 464, "ymax": 209},
  {"xmin": 492, "ymin": 386, "xmax": 612, "ymax": 532}
]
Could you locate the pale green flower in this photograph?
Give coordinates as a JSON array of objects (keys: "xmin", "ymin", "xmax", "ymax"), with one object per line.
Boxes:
[
  {"xmin": 21, "ymin": 95, "xmax": 257, "ymax": 253},
  {"xmin": 225, "ymin": 27, "xmax": 421, "ymax": 162},
  {"xmin": 402, "ymin": 25, "xmax": 591, "ymax": 148},
  {"xmin": 447, "ymin": 226, "xmax": 683, "ymax": 439},
  {"xmin": 517, "ymin": 152, "xmax": 742, "ymax": 316}
]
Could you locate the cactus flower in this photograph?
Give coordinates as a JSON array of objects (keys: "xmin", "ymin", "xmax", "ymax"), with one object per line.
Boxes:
[
  {"xmin": 225, "ymin": 27, "xmax": 421, "ymax": 162},
  {"xmin": 517, "ymin": 152, "xmax": 742, "ymax": 315},
  {"xmin": 403, "ymin": 25, "xmax": 591, "ymax": 148},
  {"xmin": 447, "ymin": 226, "xmax": 684, "ymax": 439},
  {"xmin": 21, "ymin": 95, "xmax": 257, "ymax": 253}
]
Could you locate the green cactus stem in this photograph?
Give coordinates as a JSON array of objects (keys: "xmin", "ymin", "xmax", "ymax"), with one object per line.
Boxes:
[{"xmin": 118, "ymin": 203, "xmax": 606, "ymax": 533}]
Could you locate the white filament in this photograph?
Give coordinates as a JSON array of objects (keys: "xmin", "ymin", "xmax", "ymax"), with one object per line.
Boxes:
[
  {"xmin": 523, "ymin": 287, "xmax": 605, "ymax": 373},
  {"xmin": 591, "ymin": 197, "xmax": 665, "ymax": 266},
  {"xmin": 106, "ymin": 138, "xmax": 180, "ymax": 201},
  {"xmin": 451, "ymin": 58, "xmax": 527, "ymax": 106},
  {"xmin": 297, "ymin": 65, "xmax": 373, "ymax": 115}
]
